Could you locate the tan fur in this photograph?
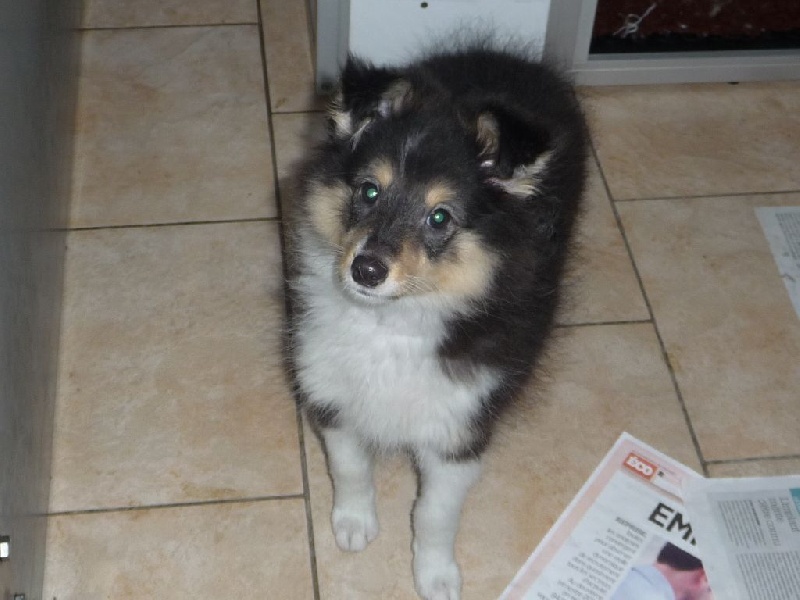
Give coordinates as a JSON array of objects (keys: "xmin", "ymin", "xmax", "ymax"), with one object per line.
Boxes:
[
  {"xmin": 477, "ymin": 109, "xmax": 552, "ymax": 197},
  {"xmin": 424, "ymin": 182, "xmax": 456, "ymax": 210},
  {"xmin": 390, "ymin": 242, "xmax": 434, "ymax": 295},
  {"xmin": 490, "ymin": 151, "xmax": 552, "ymax": 198},
  {"xmin": 380, "ymin": 80, "xmax": 413, "ymax": 115},
  {"xmin": 328, "ymin": 90, "xmax": 352, "ymax": 138},
  {"xmin": 338, "ymin": 227, "xmax": 370, "ymax": 282},
  {"xmin": 391, "ymin": 233, "xmax": 496, "ymax": 299},
  {"xmin": 306, "ymin": 180, "xmax": 351, "ymax": 246},
  {"xmin": 476, "ymin": 113, "xmax": 500, "ymax": 159},
  {"xmin": 370, "ymin": 159, "xmax": 395, "ymax": 190},
  {"xmin": 350, "ymin": 117, "xmax": 374, "ymax": 148},
  {"xmin": 430, "ymin": 232, "xmax": 497, "ymax": 297}
]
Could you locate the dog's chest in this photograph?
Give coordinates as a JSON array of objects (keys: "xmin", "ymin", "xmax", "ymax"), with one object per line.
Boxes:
[{"xmin": 295, "ymin": 283, "xmax": 494, "ymax": 451}]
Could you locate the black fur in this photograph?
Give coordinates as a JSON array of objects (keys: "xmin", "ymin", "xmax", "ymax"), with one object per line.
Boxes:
[{"xmin": 290, "ymin": 44, "xmax": 588, "ymax": 459}]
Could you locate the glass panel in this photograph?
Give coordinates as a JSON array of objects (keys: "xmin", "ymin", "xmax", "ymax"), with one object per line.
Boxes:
[{"xmin": 591, "ymin": 1, "xmax": 800, "ymax": 54}]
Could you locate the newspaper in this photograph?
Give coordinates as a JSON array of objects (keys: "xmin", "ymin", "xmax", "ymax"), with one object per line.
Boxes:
[
  {"xmin": 685, "ymin": 475, "xmax": 800, "ymax": 600},
  {"xmin": 756, "ymin": 206, "xmax": 800, "ymax": 320},
  {"xmin": 499, "ymin": 433, "xmax": 800, "ymax": 600},
  {"xmin": 499, "ymin": 433, "xmax": 705, "ymax": 599}
]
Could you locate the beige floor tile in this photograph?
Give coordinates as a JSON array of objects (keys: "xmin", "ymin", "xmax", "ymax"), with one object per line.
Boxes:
[
  {"xmin": 618, "ymin": 194, "xmax": 800, "ymax": 461},
  {"xmin": 708, "ymin": 458, "xmax": 800, "ymax": 478},
  {"xmin": 273, "ymin": 112, "xmax": 328, "ymax": 181},
  {"xmin": 51, "ymin": 222, "xmax": 301, "ymax": 512},
  {"xmin": 261, "ymin": 0, "xmax": 325, "ymax": 113},
  {"xmin": 82, "ymin": 0, "xmax": 257, "ymax": 28},
  {"xmin": 44, "ymin": 500, "xmax": 313, "ymax": 599},
  {"xmin": 583, "ymin": 82, "xmax": 800, "ymax": 200},
  {"xmin": 272, "ymin": 112, "xmax": 328, "ymax": 216},
  {"xmin": 307, "ymin": 323, "xmax": 699, "ymax": 599},
  {"xmin": 564, "ymin": 156, "xmax": 649, "ymax": 324},
  {"xmin": 71, "ymin": 27, "xmax": 274, "ymax": 228}
]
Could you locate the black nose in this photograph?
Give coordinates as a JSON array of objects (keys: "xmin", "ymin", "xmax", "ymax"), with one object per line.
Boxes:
[{"xmin": 351, "ymin": 254, "xmax": 389, "ymax": 287}]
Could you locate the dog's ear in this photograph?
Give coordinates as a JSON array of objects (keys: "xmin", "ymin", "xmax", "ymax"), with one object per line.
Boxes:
[
  {"xmin": 328, "ymin": 56, "xmax": 414, "ymax": 140},
  {"xmin": 475, "ymin": 107, "xmax": 554, "ymax": 198}
]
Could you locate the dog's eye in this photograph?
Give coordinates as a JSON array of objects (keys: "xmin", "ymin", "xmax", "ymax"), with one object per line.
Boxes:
[
  {"xmin": 359, "ymin": 182, "xmax": 380, "ymax": 204},
  {"xmin": 427, "ymin": 207, "xmax": 451, "ymax": 229}
]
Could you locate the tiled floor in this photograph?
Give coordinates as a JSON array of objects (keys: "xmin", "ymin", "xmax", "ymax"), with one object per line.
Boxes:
[{"xmin": 44, "ymin": 1, "xmax": 800, "ymax": 598}]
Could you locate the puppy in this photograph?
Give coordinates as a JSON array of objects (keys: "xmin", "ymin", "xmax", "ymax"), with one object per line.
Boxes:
[{"xmin": 286, "ymin": 43, "xmax": 588, "ymax": 600}]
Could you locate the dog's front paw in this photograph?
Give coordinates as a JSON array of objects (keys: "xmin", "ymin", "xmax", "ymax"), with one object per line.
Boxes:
[
  {"xmin": 332, "ymin": 504, "xmax": 379, "ymax": 552},
  {"xmin": 413, "ymin": 552, "xmax": 461, "ymax": 600}
]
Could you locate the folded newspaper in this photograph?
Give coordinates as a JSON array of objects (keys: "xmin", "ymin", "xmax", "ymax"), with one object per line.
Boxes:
[
  {"xmin": 499, "ymin": 433, "xmax": 800, "ymax": 600},
  {"xmin": 756, "ymin": 206, "xmax": 800, "ymax": 321}
]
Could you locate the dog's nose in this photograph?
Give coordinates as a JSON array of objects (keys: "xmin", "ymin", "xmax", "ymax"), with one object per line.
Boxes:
[{"xmin": 351, "ymin": 254, "xmax": 389, "ymax": 287}]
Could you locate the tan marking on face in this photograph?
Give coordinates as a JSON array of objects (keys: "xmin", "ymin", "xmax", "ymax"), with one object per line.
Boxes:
[
  {"xmin": 368, "ymin": 158, "xmax": 394, "ymax": 190},
  {"xmin": 424, "ymin": 182, "xmax": 456, "ymax": 210},
  {"xmin": 305, "ymin": 180, "xmax": 350, "ymax": 246},
  {"xmin": 430, "ymin": 232, "xmax": 497, "ymax": 297},
  {"xmin": 337, "ymin": 227, "xmax": 369, "ymax": 283},
  {"xmin": 389, "ymin": 242, "xmax": 432, "ymax": 295},
  {"xmin": 390, "ymin": 233, "xmax": 496, "ymax": 299}
]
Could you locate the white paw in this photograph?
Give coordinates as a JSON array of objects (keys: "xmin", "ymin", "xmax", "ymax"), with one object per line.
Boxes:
[
  {"xmin": 413, "ymin": 553, "xmax": 461, "ymax": 600},
  {"xmin": 332, "ymin": 504, "xmax": 379, "ymax": 552}
]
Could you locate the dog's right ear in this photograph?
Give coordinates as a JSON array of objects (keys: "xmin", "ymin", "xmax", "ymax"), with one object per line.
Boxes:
[{"xmin": 328, "ymin": 56, "xmax": 413, "ymax": 141}]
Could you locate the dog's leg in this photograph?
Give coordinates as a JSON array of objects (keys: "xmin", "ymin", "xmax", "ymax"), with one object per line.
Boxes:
[
  {"xmin": 322, "ymin": 427, "xmax": 379, "ymax": 552},
  {"xmin": 412, "ymin": 451, "xmax": 482, "ymax": 600}
]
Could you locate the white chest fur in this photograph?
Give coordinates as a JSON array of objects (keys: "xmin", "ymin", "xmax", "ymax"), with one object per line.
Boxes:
[{"xmin": 293, "ymin": 268, "xmax": 496, "ymax": 455}]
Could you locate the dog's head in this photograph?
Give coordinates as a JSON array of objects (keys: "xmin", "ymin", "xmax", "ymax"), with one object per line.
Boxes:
[{"xmin": 303, "ymin": 56, "xmax": 556, "ymax": 305}]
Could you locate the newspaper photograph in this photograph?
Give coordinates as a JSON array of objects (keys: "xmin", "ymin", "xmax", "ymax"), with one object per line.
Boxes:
[
  {"xmin": 499, "ymin": 433, "xmax": 709, "ymax": 600},
  {"xmin": 684, "ymin": 475, "xmax": 800, "ymax": 600}
]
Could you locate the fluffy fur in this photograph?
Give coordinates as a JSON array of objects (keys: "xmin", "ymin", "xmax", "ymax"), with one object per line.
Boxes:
[{"xmin": 286, "ymin": 43, "xmax": 588, "ymax": 600}]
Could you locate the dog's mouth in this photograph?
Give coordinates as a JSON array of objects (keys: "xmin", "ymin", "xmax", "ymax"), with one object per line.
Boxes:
[
  {"xmin": 352, "ymin": 287, "xmax": 399, "ymax": 301},
  {"xmin": 342, "ymin": 276, "xmax": 401, "ymax": 303},
  {"xmin": 343, "ymin": 285, "xmax": 401, "ymax": 305}
]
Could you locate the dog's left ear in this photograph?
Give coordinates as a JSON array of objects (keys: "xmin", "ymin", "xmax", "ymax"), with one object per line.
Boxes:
[
  {"xmin": 328, "ymin": 56, "xmax": 414, "ymax": 140},
  {"xmin": 475, "ymin": 107, "xmax": 554, "ymax": 198}
]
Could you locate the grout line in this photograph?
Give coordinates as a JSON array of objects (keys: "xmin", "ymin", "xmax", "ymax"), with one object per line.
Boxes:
[
  {"xmin": 590, "ymin": 142, "xmax": 710, "ymax": 477},
  {"xmin": 259, "ymin": 39, "xmax": 283, "ymax": 221},
  {"xmin": 555, "ymin": 318, "xmax": 652, "ymax": 329},
  {"xmin": 47, "ymin": 494, "xmax": 306, "ymax": 517},
  {"xmin": 77, "ymin": 22, "xmax": 258, "ymax": 32},
  {"xmin": 257, "ymin": 3, "xmax": 321, "ymax": 599},
  {"xmin": 304, "ymin": 0, "xmax": 316, "ymax": 57},
  {"xmin": 292, "ymin": 405, "xmax": 321, "ymax": 600},
  {"xmin": 61, "ymin": 217, "xmax": 280, "ymax": 232},
  {"xmin": 613, "ymin": 188, "xmax": 800, "ymax": 203},
  {"xmin": 706, "ymin": 454, "xmax": 800, "ymax": 467}
]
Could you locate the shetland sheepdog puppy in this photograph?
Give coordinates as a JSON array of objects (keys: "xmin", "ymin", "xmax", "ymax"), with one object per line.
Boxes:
[{"xmin": 286, "ymin": 43, "xmax": 588, "ymax": 600}]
